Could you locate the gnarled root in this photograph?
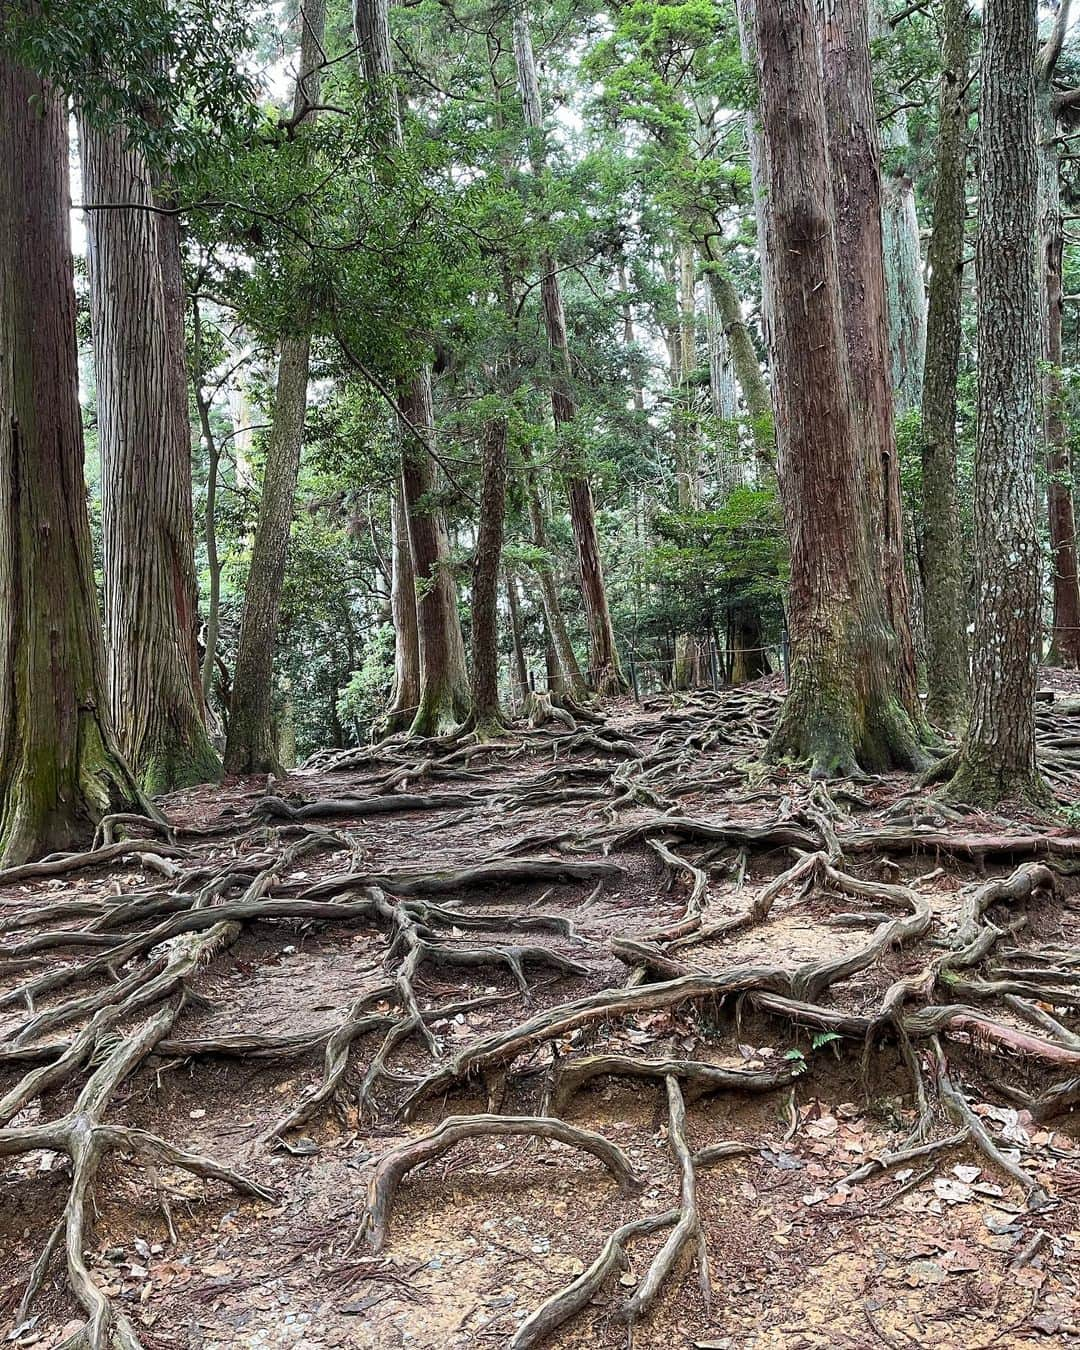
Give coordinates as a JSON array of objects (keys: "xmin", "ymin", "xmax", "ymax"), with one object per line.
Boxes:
[{"xmin": 357, "ymin": 1114, "xmax": 642, "ymax": 1253}]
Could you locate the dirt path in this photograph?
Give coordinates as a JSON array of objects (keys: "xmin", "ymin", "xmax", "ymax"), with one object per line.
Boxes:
[{"xmin": 1, "ymin": 687, "xmax": 1078, "ymax": 1349}]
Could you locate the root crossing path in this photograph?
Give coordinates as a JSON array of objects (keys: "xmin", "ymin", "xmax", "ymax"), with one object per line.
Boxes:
[{"xmin": 1, "ymin": 684, "xmax": 1079, "ymax": 1349}]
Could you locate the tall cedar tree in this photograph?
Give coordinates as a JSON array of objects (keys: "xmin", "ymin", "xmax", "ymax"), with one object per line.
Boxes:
[
  {"xmin": 354, "ymin": 0, "xmax": 471, "ymax": 737},
  {"xmin": 226, "ymin": 0, "xmax": 327, "ymax": 774},
  {"xmin": 1036, "ymin": 2, "xmax": 1080, "ymax": 668},
  {"xmin": 513, "ymin": 9, "xmax": 628, "ymax": 697},
  {"xmin": 744, "ymin": 0, "xmax": 924, "ymax": 776},
  {"xmin": 943, "ymin": 0, "xmax": 1047, "ymax": 805},
  {"xmin": 921, "ymin": 0, "xmax": 972, "ymax": 731},
  {"xmin": 0, "ymin": 53, "xmax": 142, "ymax": 863},
  {"xmin": 79, "ymin": 124, "xmax": 219, "ymax": 793},
  {"xmin": 821, "ymin": 0, "xmax": 925, "ymax": 741}
]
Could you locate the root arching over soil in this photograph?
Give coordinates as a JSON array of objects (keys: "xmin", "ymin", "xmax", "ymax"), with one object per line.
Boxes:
[{"xmin": 2, "ymin": 682, "xmax": 1080, "ymax": 1348}]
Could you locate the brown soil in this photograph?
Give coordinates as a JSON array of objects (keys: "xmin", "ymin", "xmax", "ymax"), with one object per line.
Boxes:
[{"xmin": 1, "ymin": 688, "xmax": 1078, "ymax": 1349}]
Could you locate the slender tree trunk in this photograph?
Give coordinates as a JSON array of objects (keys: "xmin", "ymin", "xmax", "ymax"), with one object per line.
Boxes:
[
  {"xmin": 944, "ymin": 0, "xmax": 1046, "ymax": 805},
  {"xmin": 468, "ymin": 418, "xmax": 509, "ymax": 732},
  {"xmin": 0, "ymin": 53, "xmax": 142, "ymax": 863},
  {"xmin": 399, "ymin": 377, "xmax": 471, "ymax": 734},
  {"xmin": 741, "ymin": 0, "xmax": 924, "ymax": 776},
  {"xmin": 354, "ymin": 0, "xmax": 470, "ymax": 735},
  {"xmin": 192, "ymin": 303, "xmax": 222, "ymax": 707},
  {"xmin": 921, "ymin": 0, "xmax": 971, "ymax": 731},
  {"xmin": 700, "ymin": 263, "xmax": 774, "ymax": 476},
  {"xmin": 618, "ymin": 260, "xmax": 645, "ymax": 414},
  {"xmin": 672, "ymin": 243, "xmax": 705, "ymax": 690},
  {"xmin": 821, "ymin": 0, "xmax": 925, "ymax": 737},
  {"xmin": 881, "ymin": 169, "xmax": 927, "ymax": 416},
  {"xmin": 506, "ymin": 571, "xmax": 530, "ymax": 712},
  {"xmin": 382, "ymin": 484, "xmax": 421, "ymax": 730},
  {"xmin": 79, "ymin": 123, "xmax": 219, "ymax": 794},
  {"xmin": 513, "ymin": 10, "xmax": 627, "ymax": 696},
  {"xmin": 524, "ymin": 459, "xmax": 589, "ymax": 698},
  {"xmin": 225, "ymin": 0, "xmax": 327, "ymax": 774},
  {"xmin": 1036, "ymin": 11, "xmax": 1080, "ymax": 668}
]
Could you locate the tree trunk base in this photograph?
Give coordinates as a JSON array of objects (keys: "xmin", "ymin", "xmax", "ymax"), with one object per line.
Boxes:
[
  {"xmin": 1, "ymin": 712, "xmax": 144, "ymax": 866},
  {"xmin": 933, "ymin": 749, "xmax": 1052, "ymax": 812},
  {"xmin": 766, "ymin": 683, "xmax": 928, "ymax": 780},
  {"xmin": 592, "ymin": 663, "xmax": 629, "ymax": 699},
  {"xmin": 150, "ymin": 726, "xmax": 223, "ymax": 793}
]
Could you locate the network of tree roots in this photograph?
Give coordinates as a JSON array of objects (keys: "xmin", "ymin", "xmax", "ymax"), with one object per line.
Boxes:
[{"xmin": 2, "ymin": 684, "xmax": 1080, "ymax": 1349}]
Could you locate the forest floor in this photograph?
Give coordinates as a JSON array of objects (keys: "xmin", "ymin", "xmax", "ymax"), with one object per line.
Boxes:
[{"xmin": 2, "ymin": 680, "xmax": 1080, "ymax": 1350}]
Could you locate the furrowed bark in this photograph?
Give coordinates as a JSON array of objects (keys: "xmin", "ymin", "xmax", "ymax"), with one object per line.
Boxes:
[
  {"xmin": 1036, "ymin": 5, "xmax": 1080, "ymax": 669},
  {"xmin": 0, "ymin": 53, "xmax": 142, "ymax": 864},
  {"xmin": 920, "ymin": 0, "xmax": 972, "ymax": 732},
  {"xmin": 822, "ymin": 0, "xmax": 925, "ymax": 737},
  {"xmin": 742, "ymin": 0, "xmax": 924, "ymax": 777},
  {"xmin": 944, "ymin": 0, "xmax": 1047, "ymax": 806},
  {"xmin": 79, "ymin": 120, "xmax": 219, "ymax": 794}
]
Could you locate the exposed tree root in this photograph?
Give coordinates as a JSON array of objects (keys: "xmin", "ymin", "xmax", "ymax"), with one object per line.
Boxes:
[
  {"xmin": 5, "ymin": 686, "xmax": 1080, "ymax": 1346},
  {"xmin": 357, "ymin": 1114, "xmax": 643, "ymax": 1252},
  {"xmin": 509, "ymin": 1210, "xmax": 679, "ymax": 1350}
]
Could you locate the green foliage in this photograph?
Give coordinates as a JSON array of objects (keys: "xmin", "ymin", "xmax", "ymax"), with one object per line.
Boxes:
[
  {"xmin": 337, "ymin": 625, "xmax": 396, "ymax": 740},
  {"xmin": 5, "ymin": 0, "xmax": 257, "ymax": 161}
]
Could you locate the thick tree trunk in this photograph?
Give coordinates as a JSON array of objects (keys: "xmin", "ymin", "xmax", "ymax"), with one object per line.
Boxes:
[
  {"xmin": 742, "ymin": 0, "xmax": 924, "ymax": 777},
  {"xmin": 354, "ymin": 0, "xmax": 470, "ymax": 735},
  {"xmin": 0, "ymin": 54, "xmax": 141, "ymax": 863},
  {"xmin": 79, "ymin": 123, "xmax": 219, "ymax": 795},
  {"xmin": 192, "ymin": 303, "xmax": 222, "ymax": 709},
  {"xmin": 225, "ymin": 0, "xmax": 327, "ymax": 774},
  {"xmin": 944, "ymin": 0, "xmax": 1046, "ymax": 805},
  {"xmin": 225, "ymin": 333, "xmax": 312, "ymax": 773},
  {"xmin": 729, "ymin": 602, "xmax": 771, "ymax": 684},
  {"xmin": 921, "ymin": 0, "xmax": 971, "ymax": 732},
  {"xmin": 468, "ymin": 418, "xmax": 509, "ymax": 732},
  {"xmin": 513, "ymin": 10, "xmax": 627, "ymax": 697},
  {"xmin": 1036, "ymin": 22, "xmax": 1080, "ymax": 668},
  {"xmin": 545, "ymin": 640, "xmax": 567, "ymax": 696},
  {"xmin": 821, "ymin": 0, "xmax": 925, "ymax": 737}
]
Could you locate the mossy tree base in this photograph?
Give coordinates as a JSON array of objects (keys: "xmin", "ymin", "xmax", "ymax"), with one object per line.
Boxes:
[
  {"xmin": 0, "ymin": 710, "xmax": 143, "ymax": 867},
  {"xmin": 144, "ymin": 726, "xmax": 224, "ymax": 795},
  {"xmin": 765, "ymin": 659, "xmax": 931, "ymax": 781},
  {"xmin": 408, "ymin": 681, "xmax": 472, "ymax": 739},
  {"xmin": 932, "ymin": 749, "xmax": 1053, "ymax": 813}
]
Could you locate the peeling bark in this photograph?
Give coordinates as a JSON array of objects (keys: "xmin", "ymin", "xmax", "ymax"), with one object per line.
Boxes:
[
  {"xmin": 0, "ymin": 53, "xmax": 142, "ymax": 863},
  {"xmin": 79, "ymin": 120, "xmax": 219, "ymax": 795},
  {"xmin": 741, "ymin": 0, "xmax": 925, "ymax": 777}
]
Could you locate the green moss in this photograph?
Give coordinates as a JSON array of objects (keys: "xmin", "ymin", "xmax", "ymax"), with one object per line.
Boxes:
[
  {"xmin": 941, "ymin": 753, "xmax": 1052, "ymax": 812},
  {"xmin": 141, "ymin": 726, "xmax": 222, "ymax": 796}
]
